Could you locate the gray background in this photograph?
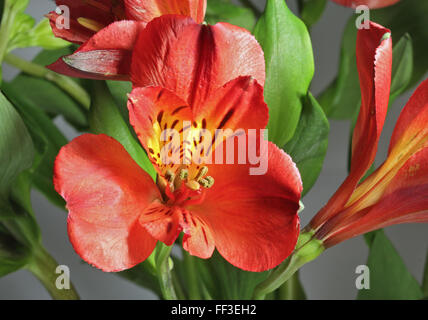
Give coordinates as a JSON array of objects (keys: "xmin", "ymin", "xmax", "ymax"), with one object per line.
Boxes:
[{"xmin": 0, "ymin": 0, "xmax": 427, "ymax": 299}]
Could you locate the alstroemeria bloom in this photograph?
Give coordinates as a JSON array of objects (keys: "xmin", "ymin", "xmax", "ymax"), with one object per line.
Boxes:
[
  {"xmin": 307, "ymin": 22, "xmax": 428, "ymax": 247},
  {"xmin": 54, "ymin": 80, "xmax": 302, "ymax": 272},
  {"xmin": 331, "ymin": 0, "xmax": 400, "ymax": 9},
  {"xmin": 47, "ymin": 0, "xmax": 206, "ymax": 44}
]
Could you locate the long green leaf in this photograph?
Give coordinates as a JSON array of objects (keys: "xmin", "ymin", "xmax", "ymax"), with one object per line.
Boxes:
[
  {"xmin": 358, "ymin": 230, "xmax": 424, "ymax": 300},
  {"xmin": 254, "ymin": 0, "xmax": 314, "ymax": 146},
  {"xmin": 284, "ymin": 92, "xmax": 329, "ymax": 196}
]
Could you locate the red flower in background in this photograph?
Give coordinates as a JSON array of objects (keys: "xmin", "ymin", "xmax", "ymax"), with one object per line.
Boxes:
[
  {"xmin": 47, "ymin": 0, "xmax": 206, "ymax": 44},
  {"xmin": 331, "ymin": 0, "xmax": 401, "ymax": 9},
  {"xmin": 53, "ymin": 17, "xmax": 302, "ymax": 272},
  {"xmin": 308, "ymin": 22, "xmax": 428, "ymax": 247}
]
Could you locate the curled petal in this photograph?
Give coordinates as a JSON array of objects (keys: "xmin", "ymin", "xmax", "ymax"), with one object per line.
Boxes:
[
  {"xmin": 54, "ymin": 134, "xmax": 159, "ymax": 271},
  {"xmin": 131, "ymin": 15, "xmax": 265, "ymax": 109},
  {"xmin": 331, "ymin": 0, "xmax": 401, "ymax": 9},
  {"xmin": 125, "ymin": 0, "xmax": 207, "ymax": 24},
  {"xmin": 310, "ymin": 22, "xmax": 392, "ymax": 230},
  {"xmin": 48, "ymin": 21, "xmax": 146, "ymax": 80},
  {"xmin": 189, "ymin": 142, "xmax": 302, "ymax": 272}
]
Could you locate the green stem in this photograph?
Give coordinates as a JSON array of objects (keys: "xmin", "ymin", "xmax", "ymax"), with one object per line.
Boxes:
[
  {"xmin": 277, "ymin": 271, "xmax": 307, "ymax": 300},
  {"xmin": 156, "ymin": 244, "xmax": 178, "ymax": 300},
  {"xmin": 27, "ymin": 245, "xmax": 80, "ymax": 300},
  {"xmin": 3, "ymin": 53, "xmax": 90, "ymax": 110},
  {"xmin": 182, "ymin": 250, "xmax": 201, "ymax": 300},
  {"xmin": 252, "ymin": 231, "xmax": 324, "ymax": 300}
]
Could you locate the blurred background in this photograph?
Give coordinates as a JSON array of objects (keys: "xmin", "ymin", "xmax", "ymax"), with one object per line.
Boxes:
[{"xmin": 0, "ymin": 0, "xmax": 427, "ymax": 299}]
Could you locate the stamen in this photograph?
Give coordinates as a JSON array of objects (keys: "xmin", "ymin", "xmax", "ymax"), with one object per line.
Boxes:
[
  {"xmin": 195, "ymin": 166, "xmax": 208, "ymax": 181},
  {"xmin": 77, "ymin": 17, "xmax": 104, "ymax": 32},
  {"xmin": 186, "ymin": 180, "xmax": 201, "ymax": 191}
]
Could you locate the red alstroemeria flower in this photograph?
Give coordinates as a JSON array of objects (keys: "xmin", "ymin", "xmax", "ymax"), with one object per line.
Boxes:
[
  {"xmin": 307, "ymin": 22, "xmax": 428, "ymax": 247},
  {"xmin": 47, "ymin": 0, "xmax": 206, "ymax": 44},
  {"xmin": 331, "ymin": 0, "xmax": 400, "ymax": 9},
  {"xmin": 54, "ymin": 78, "xmax": 302, "ymax": 272}
]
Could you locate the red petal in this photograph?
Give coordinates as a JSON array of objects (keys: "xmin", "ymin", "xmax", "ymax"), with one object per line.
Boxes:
[
  {"xmin": 50, "ymin": 0, "xmax": 125, "ymax": 43},
  {"xmin": 54, "ymin": 134, "xmax": 159, "ymax": 271},
  {"xmin": 125, "ymin": 0, "xmax": 207, "ymax": 24},
  {"xmin": 128, "ymin": 86, "xmax": 193, "ymax": 174},
  {"xmin": 47, "ymin": 21, "xmax": 145, "ymax": 80},
  {"xmin": 194, "ymin": 76, "xmax": 268, "ymax": 129},
  {"xmin": 323, "ymin": 147, "xmax": 428, "ymax": 247},
  {"xmin": 331, "ymin": 0, "xmax": 400, "ymax": 9},
  {"xmin": 310, "ymin": 22, "xmax": 392, "ymax": 230},
  {"xmin": 389, "ymin": 79, "xmax": 428, "ymax": 155},
  {"xmin": 189, "ymin": 142, "xmax": 302, "ymax": 272},
  {"xmin": 139, "ymin": 201, "xmax": 183, "ymax": 246},
  {"xmin": 131, "ymin": 15, "xmax": 265, "ymax": 109}
]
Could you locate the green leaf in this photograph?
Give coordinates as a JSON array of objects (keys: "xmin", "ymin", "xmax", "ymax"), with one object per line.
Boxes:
[
  {"xmin": 206, "ymin": 0, "xmax": 256, "ymax": 31},
  {"xmin": 2, "ymin": 81, "xmax": 68, "ymax": 208},
  {"xmin": 254, "ymin": 0, "xmax": 314, "ymax": 146},
  {"xmin": 195, "ymin": 252, "xmax": 269, "ymax": 299},
  {"xmin": 9, "ymin": 47, "xmax": 88, "ymax": 129},
  {"xmin": 318, "ymin": 16, "xmax": 359, "ymax": 119},
  {"xmin": 298, "ymin": 0, "xmax": 327, "ymax": 29},
  {"xmin": 89, "ymin": 81, "xmax": 156, "ymax": 179},
  {"xmin": 389, "ymin": 33, "xmax": 413, "ymax": 103},
  {"xmin": 284, "ymin": 93, "xmax": 329, "ymax": 196},
  {"xmin": 0, "ymin": 224, "xmax": 32, "ymax": 277},
  {"xmin": 8, "ymin": 17, "xmax": 69, "ymax": 51},
  {"xmin": 371, "ymin": 0, "xmax": 428, "ymax": 89},
  {"xmin": 358, "ymin": 230, "xmax": 424, "ymax": 300},
  {"xmin": 0, "ymin": 90, "xmax": 34, "ymax": 197}
]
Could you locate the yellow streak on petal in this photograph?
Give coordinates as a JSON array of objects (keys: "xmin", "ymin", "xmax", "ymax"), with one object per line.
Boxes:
[{"xmin": 77, "ymin": 17, "xmax": 105, "ymax": 32}]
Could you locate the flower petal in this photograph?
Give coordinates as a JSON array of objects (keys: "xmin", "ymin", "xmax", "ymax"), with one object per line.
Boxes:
[
  {"xmin": 131, "ymin": 15, "xmax": 265, "ymax": 109},
  {"xmin": 389, "ymin": 78, "xmax": 428, "ymax": 155},
  {"xmin": 128, "ymin": 86, "xmax": 193, "ymax": 174},
  {"xmin": 125, "ymin": 0, "xmax": 207, "ymax": 24},
  {"xmin": 188, "ymin": 142, "xmax": 302, "ymax": 272},
  {"xmin": 310, "ymin": 22, "xmax": 392, "ymax": 230},
  {"xmin": 323, "ymin": 146, "xmax": 428, "ymax": 247},
  {"xmin": 331, "ymin": 0, "xmax": 400, "ymax": 9},
  {"xmin": 49, "ymin": 0, "xmax": 125, "ymax": 44},
  {"xmin": 47, "ymin": 20, "xmax": 145, "ymax": 80},
  {"xmin": 54, "ymin": 134, "xmax": 159, "ymax": 271}
]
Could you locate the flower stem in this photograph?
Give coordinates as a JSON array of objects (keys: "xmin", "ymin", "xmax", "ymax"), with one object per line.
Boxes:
[
  {"xmin": 26, "ymin": 245, "xmax": 80, "ymax": 300},
  {"xmin": 155, "ymin": 243, "xmax": 178, "ymax": 300},
  {"xmin": 182, "ymin": 249, "xmax": 201, "ymax": 300},
  {"xmin": 0, "ymin": 1, "xmax": 16, "ymax": 82},
  {"xmin": 252, "ymin": 231, "xmax": 324, "ymax": 300},
  {"xmin": 3, "ymin": 53, "xmax": 91, "ymax": 110}
]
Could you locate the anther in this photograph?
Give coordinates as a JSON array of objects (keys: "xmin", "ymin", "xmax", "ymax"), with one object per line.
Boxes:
[
  {"xmin": 186, "ymin": 180, "xmax": 200, "ymax": 191},
  {"xmin": 195, "ymin": 166, "xmax": 208, "ymax": 181}
]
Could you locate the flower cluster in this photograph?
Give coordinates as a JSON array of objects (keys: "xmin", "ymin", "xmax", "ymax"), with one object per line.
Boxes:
[{"xmin": 50, "ymin": 0, "xmax": 302, "ymax": 272}]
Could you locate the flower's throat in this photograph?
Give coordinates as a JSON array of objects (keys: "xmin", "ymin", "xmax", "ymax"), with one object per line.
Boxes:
[{"xmin": 157, "ymin": 166, "xmax": 214, "ymax": 206}]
